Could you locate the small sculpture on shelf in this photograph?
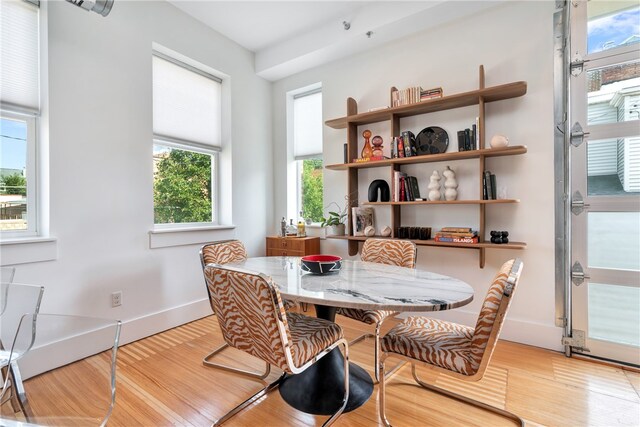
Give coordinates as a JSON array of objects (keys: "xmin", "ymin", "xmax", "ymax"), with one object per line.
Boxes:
[
  {"xmin": 427, "ymin": 170, "xmax": 442, "ymax": 201},
  {"xmin": 490, "ymin": 230, "xmax": 509, "ymax": 244},
  {"xmin": 380, "ymin": 226, "xmax": 392, "ymax": 237},
  {"xmin": 371, "ymin": 135, "xmax": 384, "ymax": 157},
  {"xmin": 490, "ymin": 134, "xmax": 509, "ymax": 148},
  {"xmin": 364, "ymin": 226, "xmax": 375, "ymax": 237},
  {"xmin": 361, "ymin": 129, "xmax": 373, "ymax": 159},
  {"xmin": 368, "ymin": 179, "xmax": 390, "ymax": 202},
  {"xmin": 443, "ymin": 166, "xmax": 458, "ymax": 201}
]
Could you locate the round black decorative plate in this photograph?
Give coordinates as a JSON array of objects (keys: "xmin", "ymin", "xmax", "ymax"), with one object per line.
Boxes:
[{"xmin": 416, "ymin": 126, "xmax": 449, "ymax": 155}]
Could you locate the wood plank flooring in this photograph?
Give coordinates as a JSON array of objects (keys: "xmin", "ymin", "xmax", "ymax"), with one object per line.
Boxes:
[{"xmin": 2, "ymin": 313, "xmax": 639, "ymax": 426}]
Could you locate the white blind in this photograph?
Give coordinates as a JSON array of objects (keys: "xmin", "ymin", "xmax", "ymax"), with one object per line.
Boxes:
[
  {"xmin": 0, "ymin": 0, "xmax": 40, "ymax": 112},
  {"xmin": 152, "ymin": 55, "xmax": 221, "ymax": 148},
  {"xmin": 293, "ymin": 90, "xmax": 322, "ymax": 160}
]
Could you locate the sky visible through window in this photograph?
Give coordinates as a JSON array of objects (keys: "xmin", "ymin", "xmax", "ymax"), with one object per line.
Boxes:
[
  {"xmin": 0, "ymin": 118, "xmax": 27, "ymax": 172},
  {"xmin": 588, "ymin": 7, "xmax": 640, "ymax": 53}
]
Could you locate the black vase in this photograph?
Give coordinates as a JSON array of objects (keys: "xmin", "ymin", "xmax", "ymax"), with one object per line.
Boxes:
[{"xmin": 368, "ymin": 180, "xmax": 390, "ymax": 202}]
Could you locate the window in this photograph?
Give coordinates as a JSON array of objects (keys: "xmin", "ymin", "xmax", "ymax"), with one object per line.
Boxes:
[
  {"xmin": 152, "ymin": 53, "xmax": 221, "ymax": 227},
  {"xmin": 1, "ymin": 0, "xmax": 40, "ymax": 237},
  {"xmin": 290, "ymin": 87, "xmax": 323, "ymax": 223}
]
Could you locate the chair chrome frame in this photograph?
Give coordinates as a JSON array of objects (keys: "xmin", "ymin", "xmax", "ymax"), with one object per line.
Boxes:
[
  {"xmin": 343, "ymin": 238, "xmax": 417, "ymax": 383},
  {"xmin": 0, "ymin": 282, "xmax": 45, "ymax": 419},
  {"xmin": 206, "ymin": 264, "xmax": 349, "ymax": 427},
  {"xmin": 378, "ymin": 259, "xmax": 524, "ymax": 427}
]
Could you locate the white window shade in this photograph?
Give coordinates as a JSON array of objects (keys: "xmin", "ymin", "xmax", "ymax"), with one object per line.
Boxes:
[
  {"xmin": 152, "ymin": 55, "xmax": 221, "ymax": 148},
  {"xmin": 293, "ymin": 91, "xmax": 322, "ymax": 160},
  {"xmin": 0, "ymin": 0, "xmax": 40, "ymax": 112}
]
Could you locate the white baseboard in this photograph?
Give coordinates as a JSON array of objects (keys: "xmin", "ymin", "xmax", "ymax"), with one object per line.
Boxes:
[
  {"xmin": 18, "ymin": 299, "xmax": 211, "ymax": 380},
  {"xmin": 397, "ymin": 310, "xmax": 564, "ymax": 352}
]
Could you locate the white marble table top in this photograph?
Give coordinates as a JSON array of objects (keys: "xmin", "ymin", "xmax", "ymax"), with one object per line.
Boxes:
[{"xmin": 227, "ymin": 257, "xmax": 474, "ymax": 312}]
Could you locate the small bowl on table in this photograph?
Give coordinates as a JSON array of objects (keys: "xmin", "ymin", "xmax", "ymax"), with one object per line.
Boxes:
[{"xmin": 301, "ymin": 255, "xmax": 342, "ymax": 275}]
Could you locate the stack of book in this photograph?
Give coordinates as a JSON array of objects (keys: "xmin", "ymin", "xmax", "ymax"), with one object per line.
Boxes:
[
  {"xmin": 392, "ymin": 171, "xmax": 423, "ymax": 202},
  {"xmin": 483, "ymin": 170, "xmax": 497, "ymax": 200},
  {"xmin": 390, "ymin": 131, "xmax": 418, "ymax": 158},
  {"xmin": 392, "ymin": 86, "xmax": 443, "ymax": 107},
  {"xmin": 434, "ymin": 227, "xmax": 478, "ymax": 243},
  {"xmin": 457, "ymin": 118, "xmax": 479, "ymax": 151}
]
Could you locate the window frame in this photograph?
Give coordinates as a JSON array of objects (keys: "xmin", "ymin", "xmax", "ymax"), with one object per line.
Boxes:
[
  {"xmin": 0, "ymin": 109, "xmax": 38, "ymax": 238},
  {"xmin": 287, "ymin": 84, "xmax": 323, "ymax": 222},
  {"xmin": 151, "ymin": 51, "xmax": 222, "ymax": 230}
]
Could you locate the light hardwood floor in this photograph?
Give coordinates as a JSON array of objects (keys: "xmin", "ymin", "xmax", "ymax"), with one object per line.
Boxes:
[{"xmin": 3, "ymin": 312, "xmax": 640, "ymax": 426}]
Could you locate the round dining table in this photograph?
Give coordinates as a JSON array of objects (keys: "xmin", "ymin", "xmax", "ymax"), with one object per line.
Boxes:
[{"xmin": 229, "ymin": 256, "xmax": 475, "ymax": 416}]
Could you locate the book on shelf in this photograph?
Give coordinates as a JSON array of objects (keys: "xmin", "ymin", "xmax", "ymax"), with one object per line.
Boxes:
[
  {"xmin": 392, "ymin": 86, "xmax": 443, "ymax": 107},
  {"xmin": 353, "ymin": 156, "xmax": 387, "ymax": 163},
  {"xmin": 434, "ymin": 236, "xmax": 479, "ymax": 244},
  {"xmin": 435, "ymin": 232, "xmax": 478, "ymax": 238},
  {"xmin": 483, "ymin": 170, "xmax": 497, "ymax": 200},
  {"xmin": 393, "ymin": 171, "xmax": 408, "ymax": 202},
  {"xmin": 457, "ymin": 130, "xmax": 465, "ymax": 152},
  {"xmin": 440, "ymin": 227, "xmax": 473, "ymax": 232},
  {"xmin": 408, "ymin": 176, "xmax": 421, "ymax": 200}
]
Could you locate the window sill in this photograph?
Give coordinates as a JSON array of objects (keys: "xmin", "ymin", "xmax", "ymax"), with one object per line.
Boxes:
[
  {"xmin": 149, "ymin": 225, "xmax": 236, "ymax": 249},
  {"xmin": 0, "ymin": 236, "xmax": 58, "ymax": 265}
]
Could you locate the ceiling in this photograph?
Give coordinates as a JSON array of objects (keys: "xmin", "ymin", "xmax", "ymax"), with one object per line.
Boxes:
[{"xmin": 167, "ymin": 1, "xmax": 505, "ymax": 81}]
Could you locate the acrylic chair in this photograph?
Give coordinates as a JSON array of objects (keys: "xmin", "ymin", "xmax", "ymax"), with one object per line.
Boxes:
[
  {"xmin": 0, "ymin": 282, "xmax": 44, "ymax": 418},
  {"xmin": 336, "ymin": 238, "xmax": 417, "ymax": 382},
  {"xmin": 378, "ymin": 258, "xmax": 524, "ymax": 426},
  {"xmin": 0, "ymin": 267, "xmax": 15, "ymax": 284},
  {"xmin": 0, "ymin": 313, "xmax": 121, "ymax": 426},
  {"xmin": 199, "ymin": 240, "xmax": 296, "ymax": 371},
  {"xmin": 203, "ymin": 263, "xmax": 349, "ymax": 426}
]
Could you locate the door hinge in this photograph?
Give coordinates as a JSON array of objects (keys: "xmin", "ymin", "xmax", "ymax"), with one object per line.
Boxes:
[
  {"xmin": 562, "ymin": 329, "xmax": 590, "ymax": 352},
  {"xmin": 571, "ymin": 261, "xmax": 590, "ymax": 286},
  {"xmin": 571, "ymin": 190, "xmax": 590, "ymax": 215},
  {"xmin": 570, "ymin": 122, "xmax": 589, "ymax": 147}
]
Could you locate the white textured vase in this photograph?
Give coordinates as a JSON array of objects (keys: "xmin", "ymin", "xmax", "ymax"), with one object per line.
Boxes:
[
  {"xmin": 380, "ymin": 226, "xmax": 392, "ymax": 237},
  {"xmin": 443, "ymin": 166, "xmax": 458, "ymax": 201},
  {"xmin": 364, "ymin": 226, "xmax": 375, "ymax": 237},
  {"xmin": 490, "ymin": 134, "xmax": 509, "ymax": 148},
  {"xmin": 427, "ymin": 170, "xmax": 442, "ymax": 201}
]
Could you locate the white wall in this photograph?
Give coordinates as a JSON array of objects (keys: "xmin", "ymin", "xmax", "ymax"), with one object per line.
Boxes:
[
  {"xmin": 4, "ymin": 0, "xmax": 273, "ymax": 368},
  {"xmin": 272, "ymin": 1, "xmax": 563, "ymax": 350}
]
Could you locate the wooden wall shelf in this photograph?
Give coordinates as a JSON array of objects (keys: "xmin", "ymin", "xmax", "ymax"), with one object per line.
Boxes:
[{"xmin": 325, "ymin": 65, "xmax": 528, "ymax": 268}]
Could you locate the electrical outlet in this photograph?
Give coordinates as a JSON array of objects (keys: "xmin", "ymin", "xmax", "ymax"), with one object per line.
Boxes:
[{"xmin": 111, "ymin": 291, "xmax": 122, "ymax": 307}]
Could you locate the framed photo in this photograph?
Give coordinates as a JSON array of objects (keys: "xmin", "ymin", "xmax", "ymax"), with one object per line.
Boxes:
[{"xmin": 352, "ymin": 207, "xmax": 374, "ymax": 236}]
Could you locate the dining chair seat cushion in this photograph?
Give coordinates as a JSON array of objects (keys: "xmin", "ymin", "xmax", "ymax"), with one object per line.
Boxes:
[
  {"xmin": 337, "ymin": 307, "xmax": 398, "ymax": 325},
  {"xmin": 287, "ymin": 312, "xmax": 344, "ymax": 367},
  {"xmin": 381, "ymin": 316, "xmax": 477, "ymax": 376}
]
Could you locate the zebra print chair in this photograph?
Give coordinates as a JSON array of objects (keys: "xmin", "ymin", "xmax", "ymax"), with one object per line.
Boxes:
[
  {"xmin": 203, "ymin": 264, "xmax": 349, "ymax": 426},
  {"xmin": 378, "ymin": 258, "xmax": 524, "ymax": 426},
  {"xmin": 336, "ymin": 238, "xmax": 417, "ymax": 383},
  {"xmin": 199, "ymin": 240, "xmax": 297, "ymax": 372}
]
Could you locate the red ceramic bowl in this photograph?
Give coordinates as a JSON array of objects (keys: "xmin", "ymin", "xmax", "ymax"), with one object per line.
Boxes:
[{"xmin": 301, "ymin": 255, "xmax": 342, "ymax": 275}]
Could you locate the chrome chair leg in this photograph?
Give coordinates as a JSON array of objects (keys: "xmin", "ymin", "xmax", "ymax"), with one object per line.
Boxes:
[
  {"xmin": 203, "ymin": 342, "xmax": 271, "ymax": 380},
  {"xmin": 410, "ymin": 363, "xmax": 524, "ymax": 427},
  {"xmin": 349, "ymin": 322, "xmax": 403, "ymax": 384},
  {"xmin": 322, "ymin": 340, "xmax": 349, "ymax": 427},
  {"xmin": 378, "ymin": 355, "xmax": 392, "ymax": 427},
  {"xmin": 211, "ymin": 372, "xmax": 286, "ymax": 427},
  {"xmin": 9, "ymin": 362, "xmax": 32, "ymax": 418}
]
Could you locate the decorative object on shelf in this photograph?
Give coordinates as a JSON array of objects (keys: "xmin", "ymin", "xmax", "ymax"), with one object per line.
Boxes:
[
  {"xmin": 427, "ymin": 170, "xmax": 442, "ymax": 201},
  {"xmin": 361, "ymin": 129, "xmax": 373, "ymax": 159},
  {"xmin": 443, "ymin": 166, "xmax": 458, "ymax": 201},
  {"xmin": 416, "ymin": 126, "xmax": 449, "ymax": 155},
  {"xmin": 368, "ymin": 179, "xmax": 390, "ymax": 202},
  {"xmin": 409, "ymin": 227, "xmax": 419, "ymax": 240},
  {"xmin": 301, "ymin": 255, "xmax": 342, "ymax": 275},
  {"xmin": 371, "ymin": 135, "xmax": 384, "ymax": 157},
  {"xmin": 490, "ymin": 231, "xmax": 509, "ymax": 244},
  {"xmin": 280, "ymin": 217, "xmax": 287, "ymax": 237},
  {"xmin": 396, "ymin": 227, "xmax": 408, "ymax": 239},
  {"xmin": 364, "ymin": 225, "xmax": 375, "ymax": 237},
  {"xmin": 380, "ymin": 226, "xmax": 392, "ymax": 237},
  {"xmin": 419, "ymin": 227, "xmax": 432, "ymax": 240},
  {"xmin": 352, "ymin": 206, "xmax": 375, "ymax": 236},
  {"xmin": 490, "ymin": 134, "xmax": 509, "ymax": 148},
  {"xmin": 343, "ymin": 143, "xmax": 348, "ymax": 163},
  {"xmin": 435, "ymin": 227, "xmax": 478, "ymax": 243},
  {"xmin": 321, "ymin": 201, "xmax": 348, "ymax": 236}
]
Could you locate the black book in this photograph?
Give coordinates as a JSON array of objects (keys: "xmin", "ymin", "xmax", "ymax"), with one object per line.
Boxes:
[
  {"xmin": 471, "ymin": 124, "xmax": 477, "ymax": 150},
  {"xmin": 482, "ymin": 174, "xmax": 488, "ymax": 200},
  {"xmin": 410, "ymin": 176, "xmax": 421, "ymax": 199},
  {"xmin": 402, "ymin": 132, "xmax": 412, "ymax": 157},
  {"xmin": 464, "ymin": 128, "xmax": 471, "ymax": 151},
  {"xmin": 490, "ymin": 174, "xmax": 497, "ymax": 199},
  {"xmin": 457, "ymin": 130, "xmax": 466, "ymax": 152},
  {"xmin": 484, "ymin": 170, "xmax": 494, "ymax": 200}
]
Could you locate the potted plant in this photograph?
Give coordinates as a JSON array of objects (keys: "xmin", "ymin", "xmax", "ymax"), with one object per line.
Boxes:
[{"xmin": 321, "ymin": 202, "xmax": 348, "ymax": 236}]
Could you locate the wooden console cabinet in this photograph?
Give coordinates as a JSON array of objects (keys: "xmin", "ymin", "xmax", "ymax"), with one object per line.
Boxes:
[{"xmin": 266, "ymin": 236, "xmax": 320, "ymax": 257}]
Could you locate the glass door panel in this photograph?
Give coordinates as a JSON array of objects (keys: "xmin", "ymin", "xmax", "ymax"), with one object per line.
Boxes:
[{"xmin": 588, "ymin": 282, "xmax": 640, "ymax": 347}]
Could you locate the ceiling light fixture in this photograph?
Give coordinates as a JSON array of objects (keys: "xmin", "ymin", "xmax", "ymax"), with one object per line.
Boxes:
[
  {"xmin": 65, "ymin": 0, "xmax": 114, "ymax": 17},
  {"xmin": 343, "ymin": 21, "xmax": 351, "ymax": 31}
]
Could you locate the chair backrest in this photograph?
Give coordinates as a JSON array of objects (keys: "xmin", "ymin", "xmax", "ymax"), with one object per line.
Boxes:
[
  {"xmin": 203, "ymin": 264, "xmax": 295, "ymax": 374},
  {"xmin": 1, "ymin": 313, "xmax": 121, "ymax": 426},
  {"xmin": 0, "ymin": 283, "xmax": 45, "ymax": 354},
  {"xmin": 200, "ymin": 240, "xmax": 248, "ymax": 268},
  {"xmin": 361, "ymin": 238, "xmax": 417, "ymax": 268},
  {"xmin": 468, "ymin": 258, "xmax": 523, "ymax": 376}
]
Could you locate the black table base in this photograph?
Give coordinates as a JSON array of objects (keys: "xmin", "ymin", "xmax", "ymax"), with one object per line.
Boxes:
[{"xmin": 278, "ymin": 305, "xmax": 374, "ymax": 415}]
